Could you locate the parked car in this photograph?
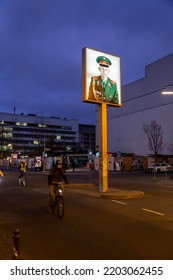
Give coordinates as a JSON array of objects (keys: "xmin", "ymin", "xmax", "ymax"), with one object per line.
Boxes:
[{"xmin": 148, "ymin": 162, "xmax": 171, "ymax": 173}]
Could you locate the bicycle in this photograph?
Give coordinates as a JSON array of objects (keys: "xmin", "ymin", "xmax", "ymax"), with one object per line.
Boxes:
[
  {"xmin": 52, "ymin": 182, "xmax": 64, "ymax": 218},
  {"xmin": 19, "ymin": 171, "xmax": 27, "ymax": 187}
]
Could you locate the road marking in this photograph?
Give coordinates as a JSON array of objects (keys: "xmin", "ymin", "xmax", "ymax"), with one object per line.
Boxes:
[
  {"xmin": 142, "ymin": 208, "xmax": 165, "ymax": 216},
  {"xmin": 112, "ymin": 200, "xmax": 126, "ymax": 205},
  {"xmin": 158, "ymin": 180, "xmax": 173, "ymax": 187}
]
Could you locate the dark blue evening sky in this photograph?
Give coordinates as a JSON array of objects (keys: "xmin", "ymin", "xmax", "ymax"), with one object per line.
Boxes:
[{"xmin": 1, "ymin": 0, "xmax": 173, "ymax": 124}]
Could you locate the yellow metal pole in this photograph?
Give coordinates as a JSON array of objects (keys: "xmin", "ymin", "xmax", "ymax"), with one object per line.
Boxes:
[{"xmin": 98, "ymin": 103, "xmax": 108, "ymax": 192}]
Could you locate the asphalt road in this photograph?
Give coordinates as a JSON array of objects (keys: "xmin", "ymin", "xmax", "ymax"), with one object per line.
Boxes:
[{"xmin": 1, "ymin": 168, "xmax": 173, "ymax": 260}]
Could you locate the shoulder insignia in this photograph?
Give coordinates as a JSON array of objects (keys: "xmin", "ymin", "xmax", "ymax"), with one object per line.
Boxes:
[
  {"xmin": 91, "ymin": 76, "xmax": 99, "ymax": 80},
  {"xmin": 110, "ymin": 79, "xmax": 116, "ymax": 85}
]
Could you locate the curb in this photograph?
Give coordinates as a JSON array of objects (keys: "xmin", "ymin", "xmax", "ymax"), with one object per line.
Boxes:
[
  {"xmin": 100, "ymin": 191, "xmax": 144, "ymax": 199},
  {"xmin": 65, "ymin": 184, "xmax": 144, "ymax": 199}
]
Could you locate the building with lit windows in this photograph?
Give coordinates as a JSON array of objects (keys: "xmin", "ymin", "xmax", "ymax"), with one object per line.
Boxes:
[
  {"xmin": 0, "ymin": 112, "xmax": 80, "ymax": 158},
  {"xmin": 107, "ymin": 53, "xmax": 173, "ymax": 156}
]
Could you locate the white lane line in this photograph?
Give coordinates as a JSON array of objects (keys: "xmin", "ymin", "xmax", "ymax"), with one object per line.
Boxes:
[
  {"xmin": 112, "ymin": 200, "xmax": 126, "ymax": 205},
  {"xmin": 142, "ymin": 208, "xmax": 165, "ymax": 216}
]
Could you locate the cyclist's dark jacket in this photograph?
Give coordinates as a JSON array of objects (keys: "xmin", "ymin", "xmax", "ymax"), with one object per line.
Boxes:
[{"xmin": 48, "ymin": 166, "xmax": 68, "ymax": 185}]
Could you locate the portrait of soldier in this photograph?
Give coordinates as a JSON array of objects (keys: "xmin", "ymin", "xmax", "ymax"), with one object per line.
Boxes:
[{"xmin": 88, "ymin": 56, "xmax": 119, "ymax": 104}]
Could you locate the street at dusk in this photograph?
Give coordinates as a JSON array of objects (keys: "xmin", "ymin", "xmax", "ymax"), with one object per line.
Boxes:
[{"xmin": 1, "ymin": 168, "xmax": 173, "ymax": 260}]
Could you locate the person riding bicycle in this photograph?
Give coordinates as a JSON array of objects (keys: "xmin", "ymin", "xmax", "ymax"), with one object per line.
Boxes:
[
  {"xmin": 0, "ymin": 170, "xmax": 4, "ymax": 177},
  {"xmin": 48, "ymin": 160, "xmax": 69, "ymax": 213},
  {"xmin": 19, "ymin": 160, "xmax": 27, "ymax": 178}
]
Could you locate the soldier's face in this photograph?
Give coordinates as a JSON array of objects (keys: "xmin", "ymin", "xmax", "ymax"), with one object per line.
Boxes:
[{"xmin": 99, "ymin": 66, "xmax": 110, "ymax": 80}]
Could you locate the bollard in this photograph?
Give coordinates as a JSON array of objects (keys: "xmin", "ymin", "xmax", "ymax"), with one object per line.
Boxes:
[{"xmin": 12, "ymin": 228, "xmax": 21, "ymax": 260}]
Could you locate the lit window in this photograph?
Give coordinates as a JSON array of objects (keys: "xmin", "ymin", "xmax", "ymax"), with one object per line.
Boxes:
[
  {"xmin": 38, "ymin": 124, "xmax": 46, "ymax": 128},
  {"xmin": 1, "ymin": 145, "xmax": 12, "ymax": 151},
  {"xmin": 15, "ymin": 122, "xmax": 27, "ymax": 126},
  {"xmin": 3, "ymin": 133, "xmax": 13, "ymax": 138},
  {"xmin": 33, "ymin": 140, "xmax": 39, "ymax": 145},
  {"xmin": 4, "ymin": 127, "xmax": 12, "ymax": 131}
]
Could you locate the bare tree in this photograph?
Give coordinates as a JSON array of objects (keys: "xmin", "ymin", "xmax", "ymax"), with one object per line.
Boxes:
[{"xmin": 142, "ymin": 120, "xmax": 164, "ymax": 161}]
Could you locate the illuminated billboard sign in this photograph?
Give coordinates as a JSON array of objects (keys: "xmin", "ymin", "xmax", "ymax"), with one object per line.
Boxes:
[{"xmin": 82, "ymin": 47, "xmax": 121, "ymax": 107}]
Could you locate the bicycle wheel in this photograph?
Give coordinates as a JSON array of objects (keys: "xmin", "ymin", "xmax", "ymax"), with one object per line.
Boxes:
[
  {"xmin": 55, "ymin": 195, "xmax": 64, "ymax": 218},
  {"xmin": 19, "ymin": 177, "xmax": 27, "ymax": 187},
  {"xmin": 19, "ymin": 178, "xmax": 22, "ymax": 186},
  {"xmin": 23, "ymin": 177, "xmax": 27, "ymax": 187}
]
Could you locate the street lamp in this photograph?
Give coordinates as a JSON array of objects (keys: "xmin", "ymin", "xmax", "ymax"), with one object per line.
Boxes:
[
  {"xmin": 162, "ymin": 91, "xmax": 173, "ymax": 95},
  {"xmin": 162, "ymin": 84, "xmax": 173, "ymax": 95}
]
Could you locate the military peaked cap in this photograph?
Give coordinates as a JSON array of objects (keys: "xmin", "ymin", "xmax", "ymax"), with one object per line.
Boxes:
[{"xmin": 96, "ymin": 56, "xmax": 112, "ymax": 67}]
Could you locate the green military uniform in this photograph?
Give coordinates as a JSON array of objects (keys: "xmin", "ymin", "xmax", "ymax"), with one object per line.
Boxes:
[
  {"xmin": 88, "ymin": 55, "xmax": 119, "ymax": 104},
  {"xmin": 88, "ymin": 76, "xmax": 119, "ymax": 103}
]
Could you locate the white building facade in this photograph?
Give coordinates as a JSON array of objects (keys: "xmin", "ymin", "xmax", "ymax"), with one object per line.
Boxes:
[{"xmin": 107, "ymin": 53, "xmax": 173, "ymax": 156}]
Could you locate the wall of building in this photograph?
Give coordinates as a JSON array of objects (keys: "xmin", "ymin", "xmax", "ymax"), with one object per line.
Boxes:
[{"xmin": 107, "ymin": 53, "xmax": 173, "ymax": 156}]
